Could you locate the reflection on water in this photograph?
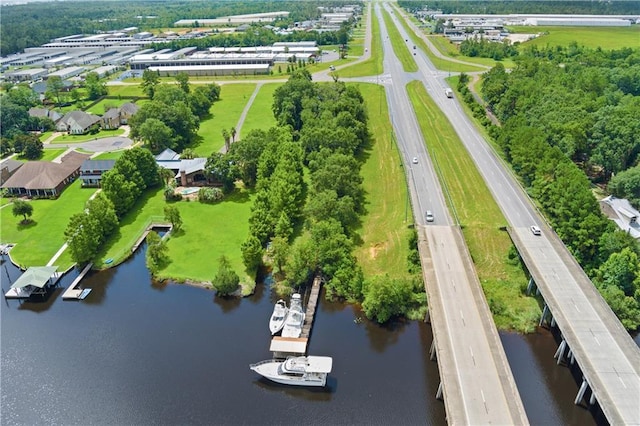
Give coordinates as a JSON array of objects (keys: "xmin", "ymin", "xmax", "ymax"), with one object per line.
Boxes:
[{"xmin": 2, "ymin": 246, "xmax": 631, "ymax": 425}]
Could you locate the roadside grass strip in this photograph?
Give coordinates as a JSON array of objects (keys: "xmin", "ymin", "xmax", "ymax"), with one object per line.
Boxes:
[
  {"xmin": 339, "ymin": 8, "xmax": 383, "ymax": 78},
  {"xmin": 381, "ymin": 7, "xmax": 418, "ymax": 72},
  {"xmin": 239, "ymin": 83, "xmax": 279, "ymax": 137}
]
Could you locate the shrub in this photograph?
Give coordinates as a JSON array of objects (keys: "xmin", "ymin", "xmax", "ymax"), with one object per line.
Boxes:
[{"xmin": 198, "ymin": 187, "xmax": 223, "ymax": 203}]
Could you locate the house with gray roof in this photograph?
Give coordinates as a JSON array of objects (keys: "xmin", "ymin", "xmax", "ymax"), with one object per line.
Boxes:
[
  {"xmin": 101, "ymin": 108, "xmax": 121, "ymax": 129},
  {"xmin": 56, "ymin": 111, "xmax": 101, "ymax": 134},
  {"xmin": 79, "ymin": 159, "xmax": 116, "ymax": 187},
  {"xmin": 155, "ymin": 148, "xmax": 211, "ymax": 186},
  {"xmin": 600, "ymin": 195, "xmax": 640, "ymax": 240},
  {"xmin": 0, "ymin": 158, "xmax": 24, "ymax": 185},
  {"xmin": 1, "ymin": 151, "xmax": 90, "ymax": 197},
  {"xmin": 28, "ymin": 107, "xmax": 63, "ymax": 124},
  {"xmin": 118, "ymin": 102, "xmax": 139, "ymax": 124}
]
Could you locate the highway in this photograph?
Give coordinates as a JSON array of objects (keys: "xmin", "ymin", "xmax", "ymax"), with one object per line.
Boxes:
[
  {"xmin": 375, "ymin": 4, "xmax": 529, "ymax": 424},
  {"xmin": 385, "ymin": 4, "xmax": 640, "ymax": 425}
]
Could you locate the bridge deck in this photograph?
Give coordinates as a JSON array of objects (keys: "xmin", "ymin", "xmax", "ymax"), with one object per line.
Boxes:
[
  {"xmin": 420, "ymin": 225, "xmax": 529, "ymax": 425},
  {"xmin": 510, "ymin": 226, "xmax": 640, "ymax": 425}
]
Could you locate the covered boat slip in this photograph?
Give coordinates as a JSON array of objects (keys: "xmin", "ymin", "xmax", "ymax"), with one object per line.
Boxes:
[
  {"xmin": 4, "ymin": 266, "xmax": 60, "ymax": 299},
  {"xmin": 270, "ymin": 336, "xmax": 308, "ymax": 357}
]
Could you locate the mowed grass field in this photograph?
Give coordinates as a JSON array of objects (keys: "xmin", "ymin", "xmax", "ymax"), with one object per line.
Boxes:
[
  {"xmin": 510, "ymin": 25, "xmax": 640, "ymax": 50},
  {"xmin": 39, "ymin": 148, "xmax": 67, "ymax": 162},
  {"xmin": 406, "ymin": 80, "xmax": 539, "ymax": 332},
  {"xmin": 85, "ymin": 98, "xmax": 138, "ymax": 115},
  {"xmin": 239, "ymin": 83, "xmax": 279, "ymax": 138},
  {"xmin": 354, "ymin": 83, "xmax": 413, "ymax": 279},
  {"xmin": 0, "ymin": 180, "xmax": 96, "ymax": 270},
  {"xmin": 192, "ymin": 83, "xmax": 256, "ymax": 156},
  {"xmin": 339, "ymin": 8, "xmax": 383, "ymax": 78},
  {"xmin": 382, "ymin": 7, "xmax": 418, "ymax": 72}
]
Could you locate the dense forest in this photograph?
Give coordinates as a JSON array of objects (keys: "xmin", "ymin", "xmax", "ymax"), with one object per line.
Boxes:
[
  {"xmin": 0, "ymin": 0, "xmax": 354, "ymax": 56},
  {"xmin": 398, "ymin": 0, "xmax": 640, "ymax": 15},
  {"xmin": 475, "ymin": 45, "xmax": 640, "ymax": 329}
]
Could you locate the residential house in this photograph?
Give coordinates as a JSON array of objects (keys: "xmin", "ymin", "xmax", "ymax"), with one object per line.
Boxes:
[
  {"xmin": 0, "ymin": 158, "xmax": 24, "ymax": 185},
  {"xmin": 101, "ymin": 108, "xmax": 121, "ymax": 130},
  {"xmin": 600, "ymin": 195, "xmax": 640, "ymax": 240},
  {"xmin": 79, "ymin": 159, "xmax": 116, "ymax": 187},
  {"xmin": 155, "ymin": 148, "xmax": 211, "ymax": 186},
  {"xmin": 118, "ymin": 102, "xmax": 139, "ymax": 124},
  {"xmin": 56, "ymin": 111, "xmax": 101, "ymax": 134},
  {"xmin": 28, "ymin": 107, "xmax": 63, "ymax": 125},
  {"xmin": 1, "ymin": 151, "xmax": 90, "ymax": 197}
]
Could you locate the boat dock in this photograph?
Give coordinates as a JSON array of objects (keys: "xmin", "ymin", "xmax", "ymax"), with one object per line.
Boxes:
[
  {"xmin": 62, "ymin": 263, "xmax": 92, "ymax": 300},
  {"xmin": 270, "ymin": 276, "xmax": 322, "ymax": 357}
]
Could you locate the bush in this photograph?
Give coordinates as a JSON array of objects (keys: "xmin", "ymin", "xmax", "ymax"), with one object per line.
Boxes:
[{"xmin": 198, "ymin": 187, "xmax": 223, "ymax": 203}]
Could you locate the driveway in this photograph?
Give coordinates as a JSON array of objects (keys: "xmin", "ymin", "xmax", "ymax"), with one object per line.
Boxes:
[{"xmin": 47, "ymin": 136, "xmax": 133, "ymax": 152}]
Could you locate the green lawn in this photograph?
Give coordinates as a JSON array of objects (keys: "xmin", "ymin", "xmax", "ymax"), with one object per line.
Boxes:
[
  {"xmin": 339, "ymin": 9, "xmax": 383, "ymax": 78},
  {"xmin": 192, "ymin": 83, "xmax": 256, "ymax": 156},
  {"xmin": 239, "ymin": 83, "xmax": 280, "ymax": 138},
  {"xmin": 50, "ymin": 128, "xmax": 126, "ymax": 144},
  {"xmin": 93, "ymin": 151, "xmax": 125, "ymax": 160},
  {"xmin": 406, "ymin": 80, "xmax": 539, "ymax": 332},
  {"xmin": 107, "ymin": 84, "xmax": 146, "ymax": 98},
  {"xmin": 382, "ymin": 8, "xmax": 418, "ymax": 72},
  {"xmin": 39, "ymin": 148, "xmax": 68, "ymax": 162},
  {"xmin": 354, "ymin": 83, "xmax": 413, "ymax": 279},
  {"xmin": 85, "ymin": 98, "xmax": 138, "ymax": 115},
  {"xmin": 39, "ymin": 131, "xmax": 55, "ymax": 142},
  {"xmin": 0, "ymin": 180, "xmax": 96, "ymax": 270},
  {"xmin": 511, "ymin": 25, "xmax": 640, "ymax": 50},
  {"xmin": 158, "ymin": 190, "xmax": 254, "ymax": 283}
]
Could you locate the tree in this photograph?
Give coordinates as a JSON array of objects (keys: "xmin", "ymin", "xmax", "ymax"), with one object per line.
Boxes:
[
  {"xmin": 86, "ymin": 193, "xmax": 118, "ymax": 239},
  {"xmin": 12, "ymin": 200, "xmax": 33, "ymax": 223},
  {"xmin": 138, "ymin": 118, "xmax": 174, "ymax": 153},
  {"xmin": 230, "ymin": 126, "xmax": 237, "ymax": 143},
  {"xmin": 222, "ymin": 128, "xmax": 231, "ymax": 152},
  {"xmin": 175, "ymin": 72, "xmax": 190, "ymax": 93},
  {"xmin": 21, "ymin": 135, "xmax": 43, "ymax": 160},
  {"xmin": 164, "ymin": 205, "xmax": 182, "ymax": 232},
  {"xmin": 146, "ymin": 231, "xmax": 169, "ymax": 275},
  {"xmin": 241, "ymin": 235, "xmax": 263, "ymax": 271},
  {"xmin": 84, "ymin": 71, "xmax": 107, "ymax": 100},
  {"xmin": 46, "ymin": 76, "xmax": 64, "ymax": 105},
  {"xmin": 64, "ymin": 211, "xmax": 100, "ymax": 265},
  {"xmin": 213, "ymin": 255, "xmax": 239, "ymax": 296},
  {"xmin": 118, "ymin": 147, "xmax": 159, "ymax": 188},
  {"xmin": 101, "ymin": 170, "xmax": 140, "ymax": 217},
  {"xmin": 205, "ymin": 152, "xmax": 236, "ymax": 193},
  {"xmin": 268, "ymin": 235, "xmax": 289, "ymax": 273},
  {"xmin": 141, "ymin": 69, "xmax": 160, "ymax": 98},
  {"xmin": 180, "ymin": 148, "xmax": 195, "ymax": 159},
  {"xmin": 362, "ymin": 275, "xmax": 416, "ymax": 323}
]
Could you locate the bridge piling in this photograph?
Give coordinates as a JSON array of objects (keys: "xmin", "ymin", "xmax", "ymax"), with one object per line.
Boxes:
[
  {"xmin": 575, "ymin": 377, "xmax": 589, "ymax": 405},
  {"xmin": 429, "ymin": 340, "xmax": 436, "ymax": 361},
  {"xmin": 554, "ymin": 339, "xmax": 567, "ymax": 365},
  {"xmin": 435, "ymin": 382, "xmax": 443, "ymax": 400},
  {"xmin": 539, "ymin": 304, "xmax": 549, "ymax": 326},
  {"xmin": 526, "ymin": 277, "xmax": 536, "ymax": 295}
]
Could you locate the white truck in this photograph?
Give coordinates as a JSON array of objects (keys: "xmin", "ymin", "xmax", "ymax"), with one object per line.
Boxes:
[{"xmin": 444, "ymin": 88, "xmax": 454, "ymax": 98}]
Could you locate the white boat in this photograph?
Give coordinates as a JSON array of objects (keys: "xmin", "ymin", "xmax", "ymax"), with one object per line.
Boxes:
[
  {"xmin": 269, "ymin": 299, "xmax": 289, "ymax": 335},
  {"xmin": 250, "ymin": 356, "xmax": 333, "ymax": 387},
  {"xmin": 281, "ymin": 293, "xmax": 305, "ymax": 338}
]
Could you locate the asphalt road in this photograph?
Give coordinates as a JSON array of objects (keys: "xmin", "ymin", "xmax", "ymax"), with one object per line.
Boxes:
[{"xmin": 376, "ymin": 4, "xmax": 529, "ymax": 424}]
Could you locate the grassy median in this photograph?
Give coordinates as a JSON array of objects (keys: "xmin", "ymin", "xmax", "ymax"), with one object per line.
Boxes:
[
  {"xmin": 381, "ymin": 7, "xmax": 418, "ymax": 73},
  {"xmin": 406, "ymin": 80, "xmax": 539, "ymax": 332}
]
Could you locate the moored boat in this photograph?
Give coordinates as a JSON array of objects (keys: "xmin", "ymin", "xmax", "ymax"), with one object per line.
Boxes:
[
  {"xmin": 281, "ymin": 293, "xmax": 305, "ymax": 338},
  {"xmin": 249, "ymin": 356, "xmax": 333, "ymax": 387},
  {"xmin": 269, "ymin": 299, "xmax": 288, "ymax": 335}
]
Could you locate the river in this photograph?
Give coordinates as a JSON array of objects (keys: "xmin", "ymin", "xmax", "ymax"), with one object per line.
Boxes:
[{"xmin": 1, "ymin": 245, "xmax": 635, "ymax": 425}]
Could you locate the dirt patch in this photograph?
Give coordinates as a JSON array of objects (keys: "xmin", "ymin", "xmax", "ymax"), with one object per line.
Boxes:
[{"xmin": 368, "ymin": 242, "xmax": 388, "ymax": 259}]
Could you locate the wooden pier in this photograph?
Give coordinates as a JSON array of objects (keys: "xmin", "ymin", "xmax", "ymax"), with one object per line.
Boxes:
[
  {"xmin": 62, "ymin": 263, "xmax": 93, "ymax": 300},
  {"xmin": 270, "ymin": 276, "xmax": 322, "ymax": 357}
]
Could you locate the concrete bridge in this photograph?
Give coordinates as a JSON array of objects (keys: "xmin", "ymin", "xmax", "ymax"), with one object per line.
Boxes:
[{"xmin": 510, "ymin": 225, "xmax": 640, "ymax": 425}]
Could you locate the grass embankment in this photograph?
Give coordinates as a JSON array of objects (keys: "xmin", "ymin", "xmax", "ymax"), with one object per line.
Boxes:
[
  {"xmin": 406, "ymin": 80, "xmax": 539, "ymax": 332},
  {"xmin": 239, "ymin": 83, "xmax": 280, "ymax": 138},
  {"xmin": 0, "ymin": 180, "xmax": 96, "ymax": 270},
  {"xmin": 354, "ymin": 83, "xmax": 413, "ymax": 278},
  {"xmin": 509, "ymin": 25, "xmax": 640, "ymax": 50},
  {"xmin": 381, "ymin": 7, "xmax": 418, "ymax": 72},
  {"xmin": 51, "ymin": 128, "xmax": 126, "ymax": 144},
  {"xmin": 192, "ymin": 83, "xmax": 256, "ymax": 156},
  {"xmin": 339, "ymin": 7, "xmax": 383, "ymax": 78}
]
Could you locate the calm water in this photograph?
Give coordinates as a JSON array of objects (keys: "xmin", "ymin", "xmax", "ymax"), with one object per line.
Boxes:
[{"xmin": 1, "ymin": 246, "xmax": 635, "ymax": 425}]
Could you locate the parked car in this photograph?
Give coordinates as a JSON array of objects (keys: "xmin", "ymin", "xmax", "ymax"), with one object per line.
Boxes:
[
  {"xmin": 425, "ymin": 211, "xmax": 434, "ymax": 222},
  {"xmin": 530, "ymin": 225, "xmax": 541, "ymax": 235},
  {"xmin": 412, "ymin": 157, "xmax": 418, "ymax": 164}
]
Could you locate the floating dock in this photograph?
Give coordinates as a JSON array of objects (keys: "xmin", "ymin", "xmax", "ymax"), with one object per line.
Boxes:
[
  {"xmin": 62, "ymin": 263, "xmax": 92, "ymax": 300},
  {"xmin": 270, "ymin": 276, "xmax": 322, "ymax": 357}
]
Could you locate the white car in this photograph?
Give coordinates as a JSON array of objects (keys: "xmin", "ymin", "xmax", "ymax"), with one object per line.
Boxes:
[
  {"xmin": 412, "ymin": 157, "xmax": 418, "ymax": 164},
  {"xmin": 530, "ymin": 225, "xmax": 541, "ymax": 236},
  {"xmin": 425, "ymin": 211, "xmax": 434, "ymax": 222},
  {"xmin": 329, "ymin": 65, "xmax": 335, "ymax": 71}
]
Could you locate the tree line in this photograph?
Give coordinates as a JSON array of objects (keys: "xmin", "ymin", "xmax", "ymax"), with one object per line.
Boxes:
[{"xmin": 475, "ymin": 45, "xmax": 640, "ymax": 329}]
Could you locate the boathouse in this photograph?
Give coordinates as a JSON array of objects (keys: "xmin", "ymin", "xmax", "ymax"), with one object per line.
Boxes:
[{"xmin": 5, "ymin": 266, "xmax": 60, "ymax": 299}]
